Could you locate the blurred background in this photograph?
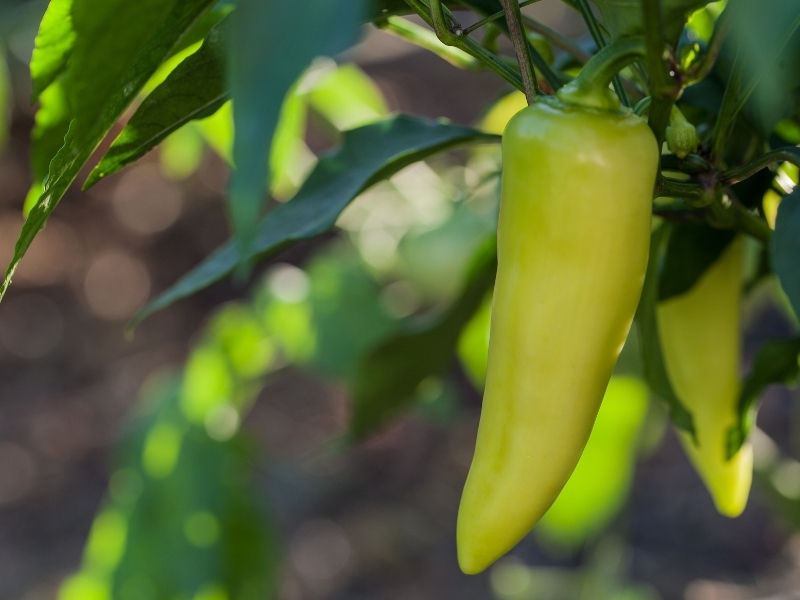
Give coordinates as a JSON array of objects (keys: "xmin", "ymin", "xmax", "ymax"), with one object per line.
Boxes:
[{"xmin": 0, "ymin": 1, "xmax": 799, "ymax": 599}]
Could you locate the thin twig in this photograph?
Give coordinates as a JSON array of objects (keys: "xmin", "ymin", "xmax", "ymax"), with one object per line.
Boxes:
[
  {"xmin": 575, "ymin": 0, "xmax": 629, "ymax": 106},
  {"xmin": 520, "ymin": 14, "xmax": 591, "ymax": 63},
  {"xmin": 405, "ymin": 0, "xmax": 524, "ymax": 90},
  {"xmin": 378, "ymin": 16, "xmax": 481, "ymax": 70},
  {"xmin": 499, "ymin": 0, "xmax": 539, "ymax": 102},
  {"xmin": 461, "ymin": 0, "xmax": 540, "ymax": 35},
  {"xmin": 720, "ymin": 147, "xmax": 800, "ymax": 186},
  {"xmin": 642, "ymin": 0, "xmax": 679, "ymax": 150}
]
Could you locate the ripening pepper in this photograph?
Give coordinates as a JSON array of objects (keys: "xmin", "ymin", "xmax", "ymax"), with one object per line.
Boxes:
[
  {"xmin": 456, "ymin": 67, "xmax": 659, "ymax": 574},
  {"xmin": 656, "ymin": 238, "xmax": 752, "ymax": 516}
]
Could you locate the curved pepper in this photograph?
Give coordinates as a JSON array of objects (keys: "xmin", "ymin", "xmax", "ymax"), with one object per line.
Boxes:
[
  {"xmin": 656, "ymin": 238, "xmax": 752, "ymax": 517},
  {"xmin": 456, "ymin": 86, "xmax": 658, "ymax": 574}
]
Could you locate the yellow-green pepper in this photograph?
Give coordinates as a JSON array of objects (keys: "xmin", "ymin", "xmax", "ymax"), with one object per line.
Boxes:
[
  {"xmin": 656, "ymin": 237, "xmax": 752, "ymax": 516},
  {"xmin": 457, "ymin": 84, "xmax": 658, "ymax": 574}
]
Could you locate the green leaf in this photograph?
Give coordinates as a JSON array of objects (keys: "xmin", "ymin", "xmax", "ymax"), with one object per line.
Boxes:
[
  {"xmin": 86, "ymin": 18, "xmax": 229, "ymax": 188},
  {"xmin": 349, "ymin": 237, "xmax": 497, "ymax": 439},
  {"xmin": 67, "ymin": 0, "xmax": 175, "ymax": 147},
  {"xmin": 227, "ymin": 0, "xmax": 366, "ymax": 258},
  {"xmin": 658, "ymin": 223, "xmax": 735, "ymax": 302},
  {"xmin": 728, "ymin": 337, "xmax": 800, "ymax": 458},
  {"xmin": 133, "ymin": 115, "xmax": 497, "ymax": 326},
  {"xmin": 727, "ymin": 0, "xmax": 800, "ymax": 135},
  {"xmin": 29, "ymin": 0, "xmax": 75, "ymax": 103},
  {"xmin": 635, "ymin": 224, "xmax": 696, "ymax": 437},
  {"xmin": 25, "ymin": 79, "xmax": 72, "ymax": 216},
  {"xmin": 1, "ymin": 0, "xmax": 217, "ymax": 301},
  {"xmin": 773, "ymin": 187, "xmax": 800, "ymax": 318}
]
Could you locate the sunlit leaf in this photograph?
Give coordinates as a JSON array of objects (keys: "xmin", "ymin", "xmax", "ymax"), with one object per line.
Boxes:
[
  {"xmin": 134, "ymin": 116, "xmax": 497, "ymax": 326},
  {"xmin": 2, "ymin": 0, "xmax": 217, "ymax": 301},
  {"xmin": 29, "ymin": 0, "xmax": 75, "ymax": 102},
  {"xmin": 86, "ymin": 18, "xmax": 228, "ymax": 188}
]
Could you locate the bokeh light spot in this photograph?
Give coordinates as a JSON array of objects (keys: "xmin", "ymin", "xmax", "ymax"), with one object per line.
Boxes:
[
  {"xmin": 290, "ymin": 519, "xmax": 352, "ymax": 582},
  {"xmin": 83, "ymin": 252, "xmax": 151, "ymax": 320},
  {"xmin": 184, "ymin": 511, "xmax": 220, "ymax": 548},
  {"xmin": 112, "ymin": 164, "xmax": 183, "ymax": 234},
  {"xmin": 142, "ymin": 422, "xmax": 182, "ymax": 479}
]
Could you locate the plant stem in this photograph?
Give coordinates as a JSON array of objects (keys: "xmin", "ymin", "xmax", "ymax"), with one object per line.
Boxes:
[
  {"xmin": 575, "ymin": 0, "xmax": 630, "ymax": 106},
  {"xmin": 499, "ymin": 0, "xmax": 539, "ymax": 103},
  {"xmin": 728, "ymin": 201, "xmax": 772, "ymax": 243},
  {"xmin": 378, "ymin": 17, "xmax": 481, "ymax": 70},
  {"xmin": 720, "ymin": 147, "xmax": 800, "ymax": 186},
  {"xmin": 521, "ymin": 14, "xmax": 591, "ymax": 63},
  {"xmin": 570, "ymin": 36, "xmax": 646, "ymax": 92},
  {"xmin": 658, "ymin": 176, "xmax": 706, "ymax": 201},
  {"xmin": 405, "ymin": 0, "xmax": 524, "ymax": 90},
  {"xmin": 461, "ymin": 0, "xmax": 540, "ymax": 35},
  {"xmin": 642, "ymin": 0, "xmax": 679, "ymax": 150}
]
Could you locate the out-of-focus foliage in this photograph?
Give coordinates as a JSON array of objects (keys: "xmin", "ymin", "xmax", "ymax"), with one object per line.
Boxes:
[
  {"xmin": 60, "ymin": 301, "xmax": 284, "ymax": 600},
  {"xmin": 136, "ymin": 115, "xmax": 497, "ymax": 326},
  {"xmin": 537, "ymin": 377, "xmax": 650, "ymax": 549},
  {"xmin": 490, "ymin": 538, "xmax": 659, "ymax": 600},
  {"xmin": 350, "ymin": 237, "xmax": 496, "ymax": 438}
]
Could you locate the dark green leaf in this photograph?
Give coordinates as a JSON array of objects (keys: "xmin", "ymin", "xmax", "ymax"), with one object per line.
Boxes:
[
  {"xmin": 635, "ymin": 224, "xmax": 696, "ymax": 437},
  {"xmin": 726, "ymin": 0, "xmax": 800, "ymax": 135},
  {"xmin": 658, "ymin": 223, "xmax": 735, "ymax": 302},
  {"xmin": 1, "ymin": 0, "xmax": 217, "ymax": 301},
  {"xmin": 86, "ymin": 18, "xmax": 228, "ymax": 188},
  {"xmin": 227, "ymin": 0, "xmax": 365, "ymax": 257},
  {"xmin": 728, "ymin": 337, "xmax": 800, "ymax": 457},
  {"xmin": 350, "ymin": 238, "xmax": 497, "ymax": 439},
  {"xmin": 29, "ymin": 0, "xmax": 75, "ymax": 103},
  {"xmin": 773, "ymin": 188, "xmax": 800, "ymax": 319},
  {"xmin": 133, "ymin": 115, "xmax": 497, "ymax": 327}
]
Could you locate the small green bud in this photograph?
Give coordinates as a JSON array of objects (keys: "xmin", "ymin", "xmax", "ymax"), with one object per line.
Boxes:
[{"xmin": 666, "ymin": 108, "xmax": 700, "ymax": 159}]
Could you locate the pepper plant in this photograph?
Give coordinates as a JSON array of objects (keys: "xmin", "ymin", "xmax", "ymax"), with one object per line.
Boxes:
[{"xmin": 7, "ymin": 0, "xmax": 800, "ymax": 596}]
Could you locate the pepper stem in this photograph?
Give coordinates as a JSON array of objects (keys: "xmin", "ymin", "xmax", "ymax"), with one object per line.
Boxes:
[{"xmin": 556, "ymin": 36, "xmax": 646, "ymax": 111}]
